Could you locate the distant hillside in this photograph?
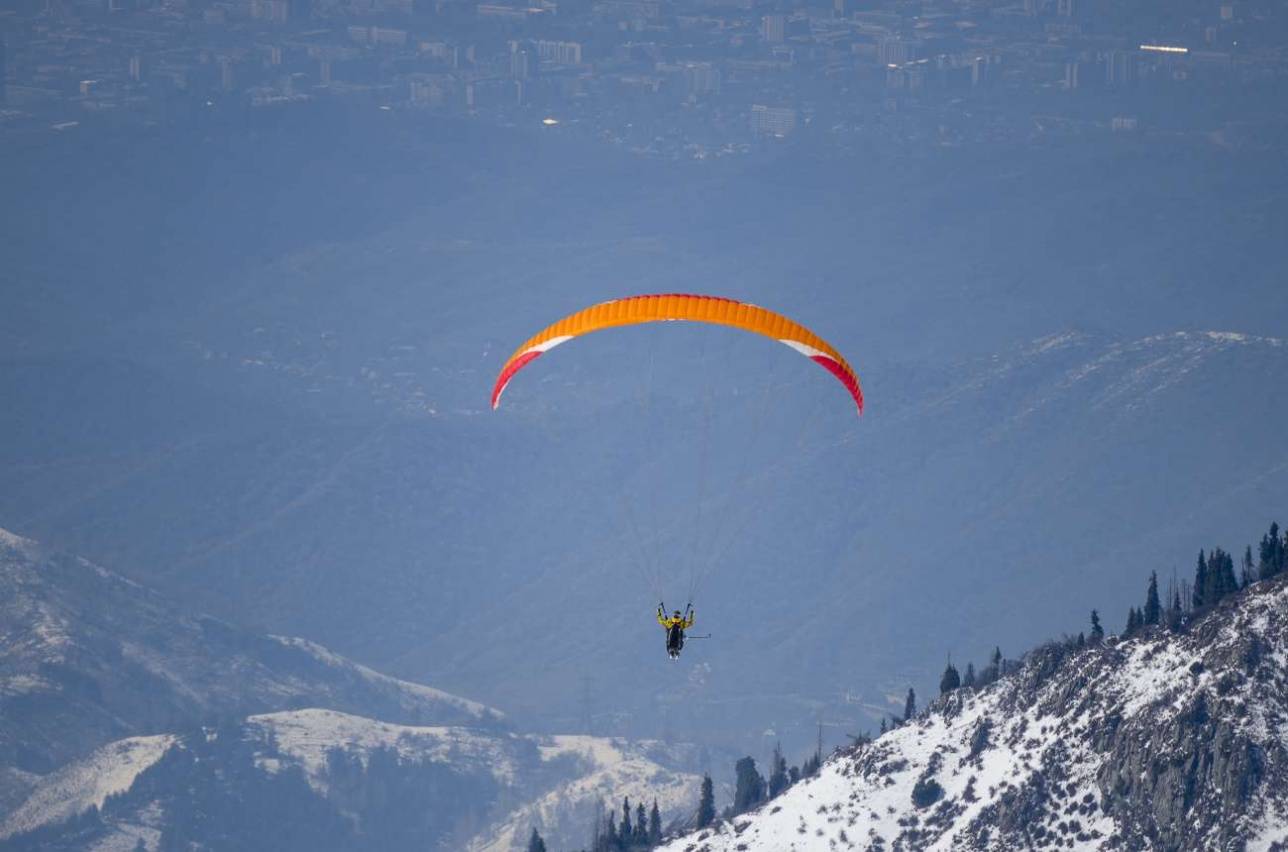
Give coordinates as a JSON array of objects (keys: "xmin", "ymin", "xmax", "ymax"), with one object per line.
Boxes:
[
  {"xmin": 0, "ymin": 710, "xmax": 701, "ymax": 852},
  {"xmin": 0, "ymin": 530, "xmax": 706, "ymax": 851},
  {"xmin": 659, "ymin": 574, "xmax": 1288, "ymax": 851},
  {"xmin": 0, "ymin": 527, "xmax": 501, "ymax": 782}
]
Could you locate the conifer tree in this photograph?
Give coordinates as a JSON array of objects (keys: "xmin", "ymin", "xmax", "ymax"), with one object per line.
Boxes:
[
  {"xmin": 768, "ymin": 743, "xmax": 790, "ymax": 798},
  {"xmin": 903, "ymin": 687, "xmax": 917, "ymax": 721},
  {"xmin": 1124, "ymin": 607, "xmax": 1140, "ymax": 635},
  {"xmin": 788, "ymin": 765, "xmax": 800, "ymax": 785},
  {"xmin": 1193, "ymin": 549, "xmax": 1208, "ymax": 609},
  {"xmin": 1242, "ymin": 546, "xmax": 1256, "ymax": 589},
  {"xmin": 962, "ymin": 662, "xmax": 977, "ymax": 688},
  {"xmin": 620, "ymin": 797, "xmax": 632, "ymax": 840},
  {"xmin": 649, "ymin": 800, "xmax": 661, "ymax": 843},
  {"xmin": 636, "ymin": 802, "xmax": 647, "ymax": 842},
  {"xmin": 1200, "ymin": 548, "xmax": 1237, "ymax": 604},
  {"xmin": 732, "ymin": 757, "xmax": 766, "ymax": 814},
  {"xmin": 1260, "ymin": 522, "xmax": 1284, "ymax": 580},
  {"xmin": 696, "ymin": 775, "xmax": 715, "ymax": 829},
  {"xmin": 527, "ymin": 828, "xmax": 548, "ymax": 852},
  {"xmin": 879, "ymin": 717, "xmax": 888, "ymax": 735},
  {"xmin": 1144, "ymin": 572, "xmax": 1161, "ymax": 625},
  {"xmin": 1280, "ymin": 523, "xmax": 1286, "ymax": 575},
  {"xmin": 939, "ymin": 661, "xmax": 961, "ymax": 695},
  {"xmin": 1260, "ymin": 529, "xmax": 1273, "ymax": 580},
  {"xmin": 1167, "ymin": 587, "xmax": 1183, "ymax": 631},
  {"xmin": 991, "ymin": 647, "xmax": 1004, "ymax": 677},
  {"xmin": 1089, "ymin": 610, "xmax": 1104, "ymax": 641}
]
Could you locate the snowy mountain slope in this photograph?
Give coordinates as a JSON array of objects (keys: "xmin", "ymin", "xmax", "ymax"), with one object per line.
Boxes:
[
  {"xmin": 475, "ymin": 735, "xmax": 703, "ymax": 851},
  {"xmin": 1, "ymin": 710, "xmax": 703, "ymax": 852},
  {"xmin": 659, "ymin": 576, "xmax": 1288, "ymax": 851},
  {"xmin": 0, "ymin": 736, "xmax": 176, "ymax": 841},
  {"xmin": 248, "ymin": 708, "xmax": 525, "ymax": 788},
  {"xmin": 0, "ymin": 528, "xmax": 501, "ymax": 781},
  {"xmin": 253, "ymin": 714, "xmax": 705, "ymax": 850}
]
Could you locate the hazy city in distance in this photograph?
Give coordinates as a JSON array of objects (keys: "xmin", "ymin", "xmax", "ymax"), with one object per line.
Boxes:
[
  {"xmin": 2, "ymin": 0, "xmax": 1288, "ymax": 845},
  {"xmin": 2, "ymin": 0, "xmax": 1287, "ymax": 150}
]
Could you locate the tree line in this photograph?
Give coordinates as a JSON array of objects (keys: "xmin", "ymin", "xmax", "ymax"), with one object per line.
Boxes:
[
  {"xmin": 541, "ymin": 740, "xmax": 825, "ymax": 852},
  {"xmin": 935, "ymin": 520, "xmax": 1288, "ymax": 700},
  {"xmin": 1118, "ymin": 522, "xmax": 1284, "ymax": 635},
  {"xmin": 538, "ymin": 797, "xmax": 662, "ymax": 852}
]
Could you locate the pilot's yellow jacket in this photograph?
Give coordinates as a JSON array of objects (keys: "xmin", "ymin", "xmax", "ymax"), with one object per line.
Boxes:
[{"xmin": 657, "ymin": 608, "xmax": 695, "ymax": 630}]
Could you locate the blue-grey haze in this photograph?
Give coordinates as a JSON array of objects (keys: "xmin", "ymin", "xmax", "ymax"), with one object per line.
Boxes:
[{"xmin": 3, "ymin": 107, "xmax": 1288, "ymax": 757}]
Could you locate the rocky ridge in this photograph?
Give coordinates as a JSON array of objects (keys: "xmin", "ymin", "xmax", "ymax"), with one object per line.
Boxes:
[{"xmin": 661, "ymin": 575, "xmax": 1288, "ymax": 851}]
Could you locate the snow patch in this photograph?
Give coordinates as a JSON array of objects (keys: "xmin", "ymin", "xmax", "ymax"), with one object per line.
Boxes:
[
  {"xmin": 1031, "ymin": 331, "xmax": 1084, "ymax": 353},
  {"xmin": 0, "ymin": 528, "xmax": 35, "ymax": 554},
  {"xmin": 248, "ymin": 708, "xmax": 519, "ymax": 793},
  {"xmin": 473, "ymin": 736, "xmax": 701, "ymax": 852},
  {"xmin": 0, "ymin": 736, "xmax": 177, "ymax": 840},
  {"xmin": 0, "ymin": 673, "xmax": 53, "ymax": 696}
]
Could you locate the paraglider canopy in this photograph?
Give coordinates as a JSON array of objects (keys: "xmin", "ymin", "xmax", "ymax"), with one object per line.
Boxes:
[{"xmin": 490, "ymin": 293, "xmax": 863, "ymax": 414}]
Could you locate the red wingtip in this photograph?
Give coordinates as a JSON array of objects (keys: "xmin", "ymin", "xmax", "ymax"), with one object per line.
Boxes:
[
  {"xmin": 491, "ymin": 350, "xmax": 546, "ymax": 410},
  {"xmin": 809, "ymin": 355, "xmax": 864, "ymax": 416}
]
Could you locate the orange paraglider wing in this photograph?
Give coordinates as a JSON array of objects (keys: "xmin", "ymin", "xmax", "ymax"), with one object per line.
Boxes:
[{"xmin": 491, "ymin": 294, "xmax": 862, "ymax": 414}]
